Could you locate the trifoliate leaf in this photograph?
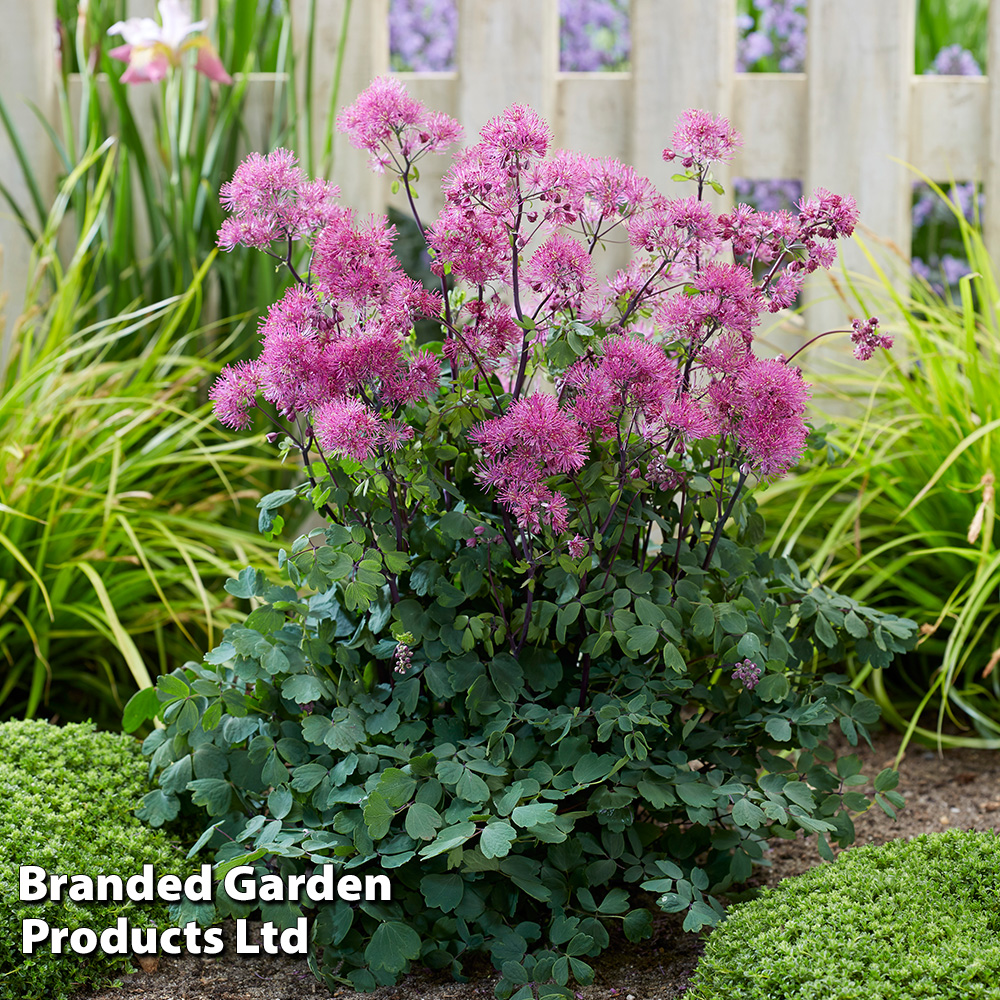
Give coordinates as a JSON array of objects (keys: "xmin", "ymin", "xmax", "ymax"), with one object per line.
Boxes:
[
  {"xmin": 136, "ymin": 789, "xmax": 179, "ymax": 827},
  {"xmin": 186, "ymin": 778, "xmax": 234, "ymax": 816}
]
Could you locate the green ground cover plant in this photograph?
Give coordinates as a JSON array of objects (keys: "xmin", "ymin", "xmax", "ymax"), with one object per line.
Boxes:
[
  {"xmin": 689, "ymin": 828, "xmax": 1000, "ymax": 999},
  {"xmin": 0, "ymin": 140, "xmax": 284, "ymax": 725},
  {"xmin": 0, "ymin": 718, "xmax": 192, "ymax": 1000},
  {"xmin": 131, "ymin": 81, "xmax": 916, "ymax": 997},
  {"xmin": 760, "ymin": 185, "xmax": 1000, "ymax": 749}
]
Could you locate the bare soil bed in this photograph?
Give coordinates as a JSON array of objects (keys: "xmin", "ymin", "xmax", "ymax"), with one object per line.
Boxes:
[{"xmin": 74, "ymin": 727, "xmax": 1000, "ymax": 1000}]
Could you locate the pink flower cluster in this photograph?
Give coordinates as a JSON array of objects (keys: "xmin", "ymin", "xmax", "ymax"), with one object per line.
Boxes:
[
  {"xmin": 732, "ymin": 658, "xmax": 761, "ymax": 689},
  {"xmin": 708, "ymin": 358, "xmax": 811, "ymax": 478},
  {"xmin": 211, "ymin": 78, "xmax": 887, "ymax": 541},
  {"xmin": 337, "ymin": 75, "xmax": 463, "ymax": 172},
  {"xmin": 472, "ymin": 395, "xmax": 587, "ymax": 533},
  {"xmin": 217, "ymin": 149, "xmax": 343, "ymax": 251},
  {"xmin": 662, "ymin": 109, "xmax": 742, "ymax": 167},
  {"xmin": 850, "ymin": 316, "xmax": 893, "ymax": 361},
  {"xmin": 211, "ymin": 204, "xmax": 442, "ymax": 460}
]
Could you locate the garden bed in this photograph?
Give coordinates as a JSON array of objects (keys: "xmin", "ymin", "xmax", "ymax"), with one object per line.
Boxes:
[{"xmin": 72, "ymin": 726, "xmax": 1000, "ymax": 1000}]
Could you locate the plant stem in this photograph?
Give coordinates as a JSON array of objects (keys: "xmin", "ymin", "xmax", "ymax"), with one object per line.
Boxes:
[
  {"xmin": 702, "ymin": 469, "xmax": 749, "ymax": 570},
  {"xmin": 577, "ymin": 653, "xmax": 592, "ymax": 709}
]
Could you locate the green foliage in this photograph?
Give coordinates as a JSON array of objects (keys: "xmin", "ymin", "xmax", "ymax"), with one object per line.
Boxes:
[
  {"xmin": 0, "ymin": 719, "xmax": 190, "ymax": 1000},
  {"xmin": 0, "ymin": 144, "xmax": 283, "ymax": 725},
  {"xmin": 759, "ymin": 186, "xmax": 1000, "ymax": 749},
  {"xmin": 689, "ymin": 829, "xmax": 1000, "ymax": 999},
  {"xmin": 131, "ymin": 474, "xmax": 916, "ymax": 994}
]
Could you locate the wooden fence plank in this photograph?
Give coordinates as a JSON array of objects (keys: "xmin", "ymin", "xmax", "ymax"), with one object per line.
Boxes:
[
  {"xmin": 803, "ymin": 0, "xmax": 915, "ymax": 365},
  {"xmin": 631, "ymin": 0, "xmax": 737, "ymax": 203},
  {"xmin": 986, "ymin": 0, "xmax": 1000, "ymax": 267},
  {"xmin": 555, "ymin": 73, "xmax": 631, "ymax": 162},
  {"xmin": 911, "ymin": 77, "xmax": 987, "ymax": 181},
  {"xmin": 290, "ymin": 0, "xmax": 388, "ymax": 217},
  {"xmin": 456, "ymin": 0, "xmax": 560, "ymax": 141},
  {"xmin": 731, "ymin": 74, "xmax": 807, "ymax": 180},
  {"xmin": 0, "ymin": 0, "xmax": 57, "ymax": 348}
]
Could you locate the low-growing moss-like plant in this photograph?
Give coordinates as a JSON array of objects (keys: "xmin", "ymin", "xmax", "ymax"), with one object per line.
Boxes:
[
  {"xmin": 690, "ymin": 828, "xmax": 1000, "ymax": 1000},
  {"xmin": 0, "ymin": 720, "xmax": 191, "ymax": 1000}
]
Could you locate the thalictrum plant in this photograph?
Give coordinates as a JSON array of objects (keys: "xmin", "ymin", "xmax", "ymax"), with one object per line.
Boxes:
[{"xmin": 131, "ymin": 79, "xmax": 916, "ymax": 997}]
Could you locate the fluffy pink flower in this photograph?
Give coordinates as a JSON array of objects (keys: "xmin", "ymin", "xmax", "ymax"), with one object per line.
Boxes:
[
  {"xmin": 473, "ymin": 394, "xmax": 587, "ymax": 533},
  {"xmin": 797, "ymin": 188, "xmax": 859, "ymax": 240},
  {"xmin": 850, "ymin": 316, "xmax": 893, "ymax": 360},
  {"xmin": 453, "ymin": 299, "xmax": 521, "ymax": 364},
  {"xmin": 767, "ymin": 267, "xmax": 804, "ymax": 311},
  {"xmin": 567, "ymin": 534, "xmax": 589, "ymax": 558},
  {"xmin": 474, "ymin": 394, "xmax": 587, "ymax": 474},
  {"xmin": 659, "ymin": 262, "xmax": 763, "ymax": 341},
  {"xmin": 709, "ymin": 359, "xmax": 811, "ymax": 477},
  {"xmin": 662, "ymin": 109, "xmax": 741, "ymax": 167},
  {"xmin": 661, "ymin": 395, "xmax": 718, "ymax": 441},
  {"xmin": 313, "ymin": 398, "xmax": 382, "ymax": 462},
  {"xmin": 479, "ymin": 105, "xmax": 551, "ymax": 169},
  {"xmin": 566, "ymin": 335, "xmax": 680, "ymax": 437},
  {"xmin": 381, "ymin": 420, "xmax": 415, "ymax": 452},
  {"xmin": 577, "ymin": 154, "xmax": 659, "ymax": 223},
  {"xmin": 719, "ymin": 205, "xmax": 805, "ymax": 268},
  {"xmin": 312, "ymin": 211, "xmax": 400, "ymax": 304},
  {"xmin": 326, "ymin": 329, "xmax": 404, "ymax": 394},
  {"xmin": 700, "ymin": 334, "xmax": 754, "ymax": 376},
  {"xmin": 601, "ymin": 335, "xmax": 677, "ymax": 415},
  {"xmin": 384, "ymin": 349, "xmax": 441, "ymax": 405},
  {"xmin": 442, "ymin": 145, "xmax": 513, "ymax": 209},
  {"xmin": 429, "ymin": 202, "xmax": 512, "ymax": 287},
  {"xmin": 209, "ymin": 361, "xmax": 259, "ymax": 429},
  {"xmin": 257, "ymin": 286, "xmax": 341, "ymax": 418},
  {"xmin": 338, "ymin": 76, "xmax": 463, "ymax": 171},
  {"xmin": 522, "ymin": 235, "xmax": 595, "ymax": 313},
  {"xmin": 692, "ymin": 263, "xmax": 763, "ymax": 338},
  {"xmin": 217, "ymin": 149, "xmax": 342, "ymax": 251}
]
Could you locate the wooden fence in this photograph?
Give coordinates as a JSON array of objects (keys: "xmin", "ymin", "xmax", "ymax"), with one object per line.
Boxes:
[{"xmin": 2, "ymin": 0, "xmax": 1000, "ymax": 354}]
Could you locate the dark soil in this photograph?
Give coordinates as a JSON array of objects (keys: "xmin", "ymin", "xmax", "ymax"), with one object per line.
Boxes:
[{"xmin": 73, "ymin": 727, "xmax": 1000, "ymax": 1000}]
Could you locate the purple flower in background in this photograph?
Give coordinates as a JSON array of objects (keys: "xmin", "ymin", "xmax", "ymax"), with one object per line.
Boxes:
[
  {"xmin": 928, "ymin": 43, "xmax": 982, "ymax": 76},
  {"xmin": 733, "ymin": 177, "xmax": 802, "ymax": 213},
  {"xmin": 389, "ymin": 0, "xmax": 457, "ymax": 72},
  {"xmin": 560, "ymin": 0, "xmax": 630, "ymax": 71},
  {"xmin": 940, "ymin": 253, "xmax": 972, "ymax": 287},
  {"xmin": 387, "ymin": 0, "xmax": 631, "ymax": 73},
  {"xmin": 736, "ymin": 0, "xmax": 807, "ymax": 73}
]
